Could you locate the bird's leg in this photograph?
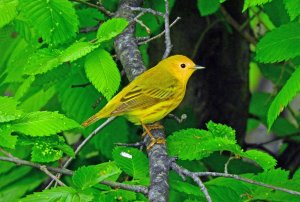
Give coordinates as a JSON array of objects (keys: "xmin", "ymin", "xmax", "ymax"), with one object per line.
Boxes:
[{"xmin": 141, "ymin": 122, "xmax": 166, "ymax": 151}]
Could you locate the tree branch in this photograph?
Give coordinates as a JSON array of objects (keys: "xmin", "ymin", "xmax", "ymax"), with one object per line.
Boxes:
[
  {"xmin": 138, "ymin": 17, "xmax": 181, "ymax": 45},
  {"xmin": 171, "ymin": 162, "xmax": 300, "ymax": 198},
  {"xmin": 162, "ymin": 0, "xmax": 172, "ymax": 59},
  {"xmin": 114, "ymin": 1, "xmax": 170, "ymax": 201},
  {"xmin": 220, "ymin": 6, "xmax": 257, "ymax": 45},
  {"xmin": 0, "ymin": 156, "xmax": 72, "ymax": 175},
  {"xmin": 171, "ymin": 162, "xmax": 212, "ymax": 202},
  {"xmin": 197, "ymin": 172, "xmax": 300, "ymax": 196},
  {"xmin": 46, "ymin": 116, "xmax": 116, "ymax": 188},
  {"xmin": 0, "ymin": 154, "xmax": 148, "ymax": 195},
  {"xmin": 72, "ymin": 0, "xmax": 114, "ymax": 17}
]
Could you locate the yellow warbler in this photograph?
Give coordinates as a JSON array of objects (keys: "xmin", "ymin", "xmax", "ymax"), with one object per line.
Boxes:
[
  {"xmin": 82, "ymin": 55, "xmax": 204, "ymax": 148},
  {"xmin": 82, "ymin": 55, "xmax": 204, "ymax": 127}
]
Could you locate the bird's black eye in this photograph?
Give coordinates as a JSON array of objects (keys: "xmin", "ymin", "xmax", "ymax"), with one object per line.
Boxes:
[{"xmin": 180, "ymin": 63, "xmax": 186, "ymax": 68}]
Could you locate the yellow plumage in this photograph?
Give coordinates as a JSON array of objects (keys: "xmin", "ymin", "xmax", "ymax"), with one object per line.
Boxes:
[{"xmin": 82, "ymin": 55, "xmax": 204, "ymax": 127}]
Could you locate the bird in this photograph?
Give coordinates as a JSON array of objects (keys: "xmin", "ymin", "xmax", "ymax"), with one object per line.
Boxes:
[{"xmin": 82, "ymin": 55, "xmax": 205, "ymax": 149}]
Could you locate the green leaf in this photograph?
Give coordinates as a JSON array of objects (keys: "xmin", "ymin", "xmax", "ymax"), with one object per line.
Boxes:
[
  {"xmin": 77, "ymin": 8, "xmax": 106, "ymax": 28},
  {"xmin": 247, "ymin": 169, "xmax": 300, "ymax": 201},
  {"xmin": 0, "ymin": 0, "xmax": 18, "ymax": 28},
  {"xmin": 84, "ymin": 48, "xmax": 121, "ymax": 100},
  {"xmin": 97, "ymin": 18, "xmax": 128, "ymax": 42},
  {"xmin": 196, "ymin": 0, "xmax": 220, "ymax": 16},
  {"xmin": 0, "ymin": 96, "xmax": 23, "ymax": 123},
  {"xmin": 19, "ymin": 86, "xmax": 56, "ymax": 112},
  {"xmin": 264, "ymin": 0, "xmax": 290, "ymax": 27},
  {"xmin": 72, "ymin": 162, "xmax": 121, "ymax": 190},
  {"xmin": 241, "ymin": 150, "xmax": 276, "ymax": 170},
  {"xmin": 94, "ymin": 117, "xmax": 129, "ymax": 159},
  {"xmin": 18, "ymin": 135, "xmax": 75, "ymax": 162},
  {"xmin": 258, "ymin": 63, "xmax": 293, "ymax": 87},
  {"xmin": 206, "ymin": 121, "xmax": 236, "ymax": 141},
  {"xmin": 20, "ymin": 186, "xmax": 93, "ymax": 202},
  {"xmin": 60, "ymin": 41, "xmax": 99, "ymax": 63},
  {"xmin": 31, "ymin": 142, "xmax": 63, "ymax": 162},
  {"xmin": 0, "ymin": 166, "xmax": 32, "ymax": 189},
  {"xmin": 243, "ymin": 0, "xmax": 273, "ymax": 12},
  {"xmin": 167, "ymin": 128, "xmax": 240, "ymax": 160},
  {"xmin": 19, "ymin": 0, "xmax": 79, "ymax": 45},
  {"xmin": 0, "ymin": 126, "xmax": 17, "ymax": 149},
  {"xmin": 0, "ymin": 170, "xmax": 44, "ymax": 202},
  {"xmin": 267, "ymin": 67, "xmax": 300, "ymax": 129},
  {"xmin": 113, "ymin": 147, "xmax": 149, "ymax": 180},
  {"xmin": 206, "ymin": 177, "xmax": 251, "ymax": 201},
  {"xmin": 15, "ymin": 76, "xmax": 35, "ymax": 100},
  {"xmin": 249, "ymin": 92, "xmax": 272, "ymax": 118},
  {"xmin": 283, "ymin": 0, "xmax": 300, "ymax": 20},
  {"xmin": 12, "ymin": 111, "xmax": 81, "ymax": 136},
  {"xmin": 23, "ymin": 48, "xmax": 61, "ymax": 75},
  {"xmin": 256, "ymin": 22, "xmax": 300, "ymax": 63}
]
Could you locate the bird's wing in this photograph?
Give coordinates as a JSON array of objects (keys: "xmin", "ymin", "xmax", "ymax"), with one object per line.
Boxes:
[{"xmin": 111, "ymin": 81, "xmax": 178, "ymax": 115}]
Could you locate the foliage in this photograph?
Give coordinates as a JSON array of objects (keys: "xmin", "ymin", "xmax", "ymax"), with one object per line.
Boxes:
[{"xmin": 0, "ymin": 0, "xmax": 300, "ymax": 201}]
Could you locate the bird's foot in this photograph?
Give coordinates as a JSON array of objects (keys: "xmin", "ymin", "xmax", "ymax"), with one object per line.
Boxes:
[
  {"xmin": 141, "ymin": 122, "xmax": 166, "ymax": 151},
  {"xmin": 147, "ymin": 137, "xmax": 166, "ymax": 151},
  {"xmin": 141, "ymin": 122, "xmax": 164, "ymax": 138}
]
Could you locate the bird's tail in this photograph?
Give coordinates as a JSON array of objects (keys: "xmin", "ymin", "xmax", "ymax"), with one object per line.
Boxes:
[{"xmin": 82, "ymin": 113, "xmax": 104, "ymax": 127}]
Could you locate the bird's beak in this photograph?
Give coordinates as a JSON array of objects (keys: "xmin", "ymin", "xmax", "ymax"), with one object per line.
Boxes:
[{"xmin": 193, "ymin": 65, "xmax": 205, "ymax": 70}]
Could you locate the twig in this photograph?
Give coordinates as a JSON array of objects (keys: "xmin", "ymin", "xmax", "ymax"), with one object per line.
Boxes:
[
  {"xmin": 224, "ymin": 156, "xmax": 234, "ymax": 174},
  {"xmin": 192, "ymin": 18, "xmax": 224, "ymax": 59},
  {"xmin": 40, "ymin": 166, "xmax": 66, "ymax": 186},
  {"xmin": 167, "ymin": 113, "xmax": 187, "ymax": 124},
  {"xmin": 196, "ymin": 171, "xmax": 300, "ymax": 196},
  {"xmin": 0, "ymin": 148, "xmax": 14, "ymax": 158},
  {"xmin": 0, "ymin": 155, "xmax": 148, "ymax": 194},
  {"xmin": 115, "ymin": 141, "xmax": 145, "ymax": 148},
  {"xmin": 127, "ymin": 6, "xmax": 164, "ymax": 17},
  {"xmin": 72, "ymin": 0, "xmax": 114, "ymax": 17},
  {"xmin": 0, "ymin": 156, "xmax": 72, "ymax": 175},
  {"xmin": 138, "ymin": 17, "xmax": 181, "ymax": 45},
  {"xmin": 220, "ymin": 6, "xmax": 257, "ymax": 45},
  {"xmin": 171, "ymin": 162, "xmax": 212, "ymax": 202},
  {"xmin": 80, "ymin": 26, "xmax": 99, "ymax": 33},
  {"xmin": 65, "ymin": 117, "xmax": 116, "ymax": 167},
  {"xmin": 136, "ymin": 21, "xmax": 150, "ymax": 33},
  {"xmin": 46, "ymin": 117, "xmax": 116, "ymax": 188},
  {"xmin": 101, "ymin": 180, "xmax": 148, "ymax": 195},
  {"xmin": 162, "ymin": 0, "xmax": 172, "ymax": 59}
]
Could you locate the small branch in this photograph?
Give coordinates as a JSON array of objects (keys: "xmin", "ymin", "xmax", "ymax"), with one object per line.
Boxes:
[
  {"xmin": 196, "ymin": 171, "xmax": 300, "ymax": 196},
  {"xmin": 162, "ymin": 0, "xmax": 172, "ymax": 59},
  {"xmin": 46, "ymin": 117, "xmax": 116, "ymax": 188},
  {"xmin": 224, "ymin": 156, "xmax": 234, "ymax": 174},
  {"xmin": 72, "ymin": 0, "xmax": 114, "ymax": 17},
  {"xmin": 80, "ymin": 26, "xmax": 99, "ymax": 33},
  {"xmin": 0, "ymin": 154, "xmax": 148, "ymax": 194},
  {"xmin": 115, "ymin": 141, "xmax": 145, "ymax": 149},
  {"xmin": 101, "ymin": 180, "xmax": 148, "ymax": 195},
  {"xmin": 167, "ymin": 113, "xmax": 187, "ymax": 124},
  {"xmin": 128, "ymin": 6, "xmax": 164, "ymax": 17},
  {"xmin": 192, "ymin": 18, "xmax": 224, "ymax": 59},
  {"xmin": 220, "ymin": 6, "xmax": 257, "ymax": 45},
  {"xmin": 40, "ymin": 166, "xmax": 66, "ymax": 186},
  {"xmin": 171, "ymin": 162, "xmax": 212, "ymax": 202},
  {"xmin": 138, "ymin": 17, "xmax": 181, "ymax": 45},
  {"xmin": 0, "ymin": 156, "xmax": 72, "ymax": 175},
  {"xmin": 0, "ymin": 148, "xmax": 14, "ymax": 157}
]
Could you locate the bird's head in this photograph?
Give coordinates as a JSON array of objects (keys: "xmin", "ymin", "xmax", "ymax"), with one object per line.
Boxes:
[{"xmin": 160, "ymin": 55, "xmax": 205, "ymax": 82}]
